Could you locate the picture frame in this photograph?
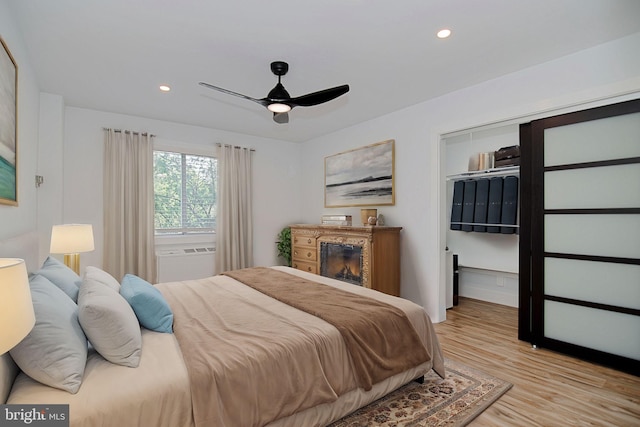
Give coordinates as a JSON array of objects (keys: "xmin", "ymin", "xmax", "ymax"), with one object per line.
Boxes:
[
  {"xmin": 325, "ymin": 139, "xmax": 395, "ymax": 208},
  {"xmin": 0, "ymin": 37, "xmax": 18, "ymax": 206}
]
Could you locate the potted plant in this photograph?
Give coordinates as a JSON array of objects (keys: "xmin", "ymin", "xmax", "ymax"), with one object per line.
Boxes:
[{"xmin": 276, "ymin": 226, "xmax": 292, "ymax": 267}]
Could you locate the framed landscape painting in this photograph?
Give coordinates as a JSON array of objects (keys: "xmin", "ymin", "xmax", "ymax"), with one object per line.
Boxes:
[
  {"xmin": 325, "ymin": 139, "xmax": 395, "ymax": 208},
  {"xmin": 0, "ymin": 37, "xmax": 17, "ymax": 206}
]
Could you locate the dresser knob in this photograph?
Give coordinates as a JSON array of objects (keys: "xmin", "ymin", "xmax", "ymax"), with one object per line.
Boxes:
[
  {"xmin": 307, "ymin": 266, "xmax": 312, "ymax": 272},
  {"xmin": 307, "ymin": 238, "xmax": 312, "ymax": 244},
  {"xmin": 306, "ymin": 251, "xmax": 312, "ymax": 258}
]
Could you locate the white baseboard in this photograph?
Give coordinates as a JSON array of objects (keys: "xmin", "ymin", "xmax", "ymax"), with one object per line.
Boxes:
[{"xmin": 459, "ymin": 267, "xmax": 518, "ymax": 307}]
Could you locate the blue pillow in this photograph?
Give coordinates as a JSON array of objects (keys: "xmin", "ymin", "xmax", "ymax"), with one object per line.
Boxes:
[
  {"xmin": 10, "ymin": 274, "xmax": 88, "ymax": 394},
  {"xmin": 36, "ymin": 256, "xmax": 81, "ymax": 302},
  {"xmin": 120, "ymin": 274, "xmax": 173, "ymax": 333}
]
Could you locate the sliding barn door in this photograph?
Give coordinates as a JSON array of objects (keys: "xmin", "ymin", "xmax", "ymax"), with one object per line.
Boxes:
[{"xmin": 520, "ymin": 98, "xmax": 640, "ymax": 375}]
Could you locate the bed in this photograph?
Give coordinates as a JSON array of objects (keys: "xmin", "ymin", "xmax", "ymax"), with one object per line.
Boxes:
[{"xmin": 1, "ymin": 232, "xmax": 444, "ymax": 427}]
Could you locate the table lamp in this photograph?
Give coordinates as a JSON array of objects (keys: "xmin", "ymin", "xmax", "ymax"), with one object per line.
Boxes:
[
  {"xmin": 50, "ymin": 224, "xmax": 95, "ymax": 275},
  {"xmin": 0, "ymin": 259, "xmax": 35, "ymax": 355}
]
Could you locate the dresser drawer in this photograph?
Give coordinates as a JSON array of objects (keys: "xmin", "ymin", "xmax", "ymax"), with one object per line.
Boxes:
[
  {"xmin": 293, "ymin": 247, "xmax": 317, "ymax": 261},
  {"xmin": 292, "ymin": 260, "xmax": 317, "ymax": 274},
  {"xmin": 292, "ymin": 235, "xmax": 317, "ymax": 248}
]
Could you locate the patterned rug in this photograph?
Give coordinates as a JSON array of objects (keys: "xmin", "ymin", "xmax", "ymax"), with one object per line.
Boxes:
[{"xmin": 330, "ymin": 358, "xmax": 512, "ymax": 426}]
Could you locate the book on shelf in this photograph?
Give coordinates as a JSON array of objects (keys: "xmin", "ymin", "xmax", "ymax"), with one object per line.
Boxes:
[
  {"xmin": 321, "ymin": 220, "xmax": 352, "ymax": 226},
  {"xmin": 321, "ymin": 215, "xmax": 352, "ymax": 226},
  {"xmin": 322, "ymin": 215, "xmax": 352, "ymax": 221}
]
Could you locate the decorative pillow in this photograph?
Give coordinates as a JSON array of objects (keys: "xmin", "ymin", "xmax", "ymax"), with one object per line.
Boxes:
[
  {"xmin": 35, "ymin": 256, "xmax": 81, "ymax": 302},
  {"xmin": 10, "ymin": 274, "xmax": 88, "ymax": 394},
  {"xmin": 84, "ymin": 266, "xmax": 121, "ymax": 292},
  {"xmin": 78, "ymin": 278, "xmax": 141, "ymax": 367},
  {"xmin": 120, "ymin": 274, "xmax": 174, "ymax": 333}
]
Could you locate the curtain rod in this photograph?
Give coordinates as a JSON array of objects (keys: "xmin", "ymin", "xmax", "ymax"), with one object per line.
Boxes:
[
  {"xmin": 103, "ymin": 128, "xmax": 156, "ymax": 137},
  {"xmin": 217, "ymin": 143, "xmax": 255, "ymax": 152}
]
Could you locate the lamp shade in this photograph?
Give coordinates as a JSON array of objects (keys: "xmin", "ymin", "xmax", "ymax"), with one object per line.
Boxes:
[
  {"xmin": 0, "ymin": 259, "xmax": 35, "ymax": 355},
  {"xmin": 50, "ymin": 224, "xmax": 95, "ymax": 254}
]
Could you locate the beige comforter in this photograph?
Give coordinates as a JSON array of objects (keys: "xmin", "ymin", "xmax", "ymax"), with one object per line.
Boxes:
[
  {"xmin": 158, "ymin": 267, "xmax": 444, "ymax": 427},
  {"xmin": 224, "ymin": 267, "xmax": 430, "ymax": 391}
]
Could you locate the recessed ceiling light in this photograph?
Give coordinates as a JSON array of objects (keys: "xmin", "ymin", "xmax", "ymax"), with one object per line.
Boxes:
[
  {"xmin": 159, "ymin": 85, "xmax": 171, "ymax": 92},
  {"xmin": 437, "ymin": 29, "xmax": 451, "ymax": 39}
]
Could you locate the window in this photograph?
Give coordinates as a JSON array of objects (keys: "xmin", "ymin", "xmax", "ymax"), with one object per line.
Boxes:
[{"xmin": 153, "ymin": 150, "xmax": 217, "ymax": 235}]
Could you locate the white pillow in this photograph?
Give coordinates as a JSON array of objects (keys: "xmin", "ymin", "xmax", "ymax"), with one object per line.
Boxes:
[
  {"xmin": 84, "ymin": 266, "xmax": 121, "ymax": 292},
  {"xmin": 78, "ymin": 278, "xmax": 141, "ymax": 367},
  {"xmin": 10, "ymin": 275, "xmax": 88, "ymax": 394}
]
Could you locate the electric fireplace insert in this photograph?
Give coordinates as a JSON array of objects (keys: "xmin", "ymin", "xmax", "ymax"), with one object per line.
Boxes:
[{"xmin": 320, "ymin": 242, "xmax": 363, "ymax": 286}]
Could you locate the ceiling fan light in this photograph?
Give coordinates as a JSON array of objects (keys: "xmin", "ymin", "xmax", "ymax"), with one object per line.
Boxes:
[
  {"xmin": 267, "ymin": 103, "xmax": 291, "ymax": 113},
  {"xmin": 437, "ymin": 28, "xmax": 451, "ymax": 39}
]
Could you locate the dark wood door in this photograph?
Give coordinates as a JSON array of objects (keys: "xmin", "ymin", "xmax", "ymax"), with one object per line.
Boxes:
[{"xmin": 519, "ymin": 98, "xmax": 640, "ymax": 375}]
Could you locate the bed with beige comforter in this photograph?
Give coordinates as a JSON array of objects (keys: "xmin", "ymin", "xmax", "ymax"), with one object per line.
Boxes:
[{"xmin": 5, "ymin": 266, "xmax": 444, "ymax": 427}]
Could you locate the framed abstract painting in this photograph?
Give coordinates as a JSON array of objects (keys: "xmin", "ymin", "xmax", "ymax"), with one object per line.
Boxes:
[
  {"xmin": 0, "ymin": 37, "xmax": 17, "ymax": 206},
  {"xmin": 325, "ymin": 139, "xmax": 395, "ymax": 208}
]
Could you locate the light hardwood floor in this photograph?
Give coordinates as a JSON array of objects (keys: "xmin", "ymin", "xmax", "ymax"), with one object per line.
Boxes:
[{"xmin": 432, "ymin": 297, "xmax": 640, "ymax": 427}]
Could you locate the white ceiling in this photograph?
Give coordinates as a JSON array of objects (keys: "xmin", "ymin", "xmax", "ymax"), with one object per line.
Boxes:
[{"xmin": 9, "ymin": 0, "xmax": 640, "ymax": 142}]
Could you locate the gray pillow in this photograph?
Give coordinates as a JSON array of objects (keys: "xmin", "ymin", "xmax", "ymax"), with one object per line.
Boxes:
[
  {"xmin": 10, "ymin": 274, "xmax": 88, "ymax": 394},
  {"xmin": 84, "ymin": 266, "xmax": 121, "ymax": 292},
  {"xmin": 35, "ymin": 256, "xmax": 81, "ymax": 302},
  {"xmin": 78, "ymin": 278, "xmax": 141, "ymax": 367}
]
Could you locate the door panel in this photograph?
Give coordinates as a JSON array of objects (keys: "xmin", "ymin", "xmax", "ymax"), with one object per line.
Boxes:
[
  {"xmin": 544, "ymin": 214, "xmax": 640, "ymax": 258},
  {"xmin": 520, "ymin": 98, "xmax": 640, "ymax": 375},
  {"xmin": 545, "ymin": 258, "xmax": 640, "ymax": 310},
  {"xmin": 544, "ymin": 301, "xmax": 640, "ymax": 360},
  {"xmin": 543, "ymin": 112, "xmax": 640, "ymax": 166},
  {"xmin": 544, "ymin": 163, "xmax": 640, "ymax": 209}
]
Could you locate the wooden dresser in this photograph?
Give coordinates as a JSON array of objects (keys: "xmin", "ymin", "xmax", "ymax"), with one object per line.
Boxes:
[{"xmin": 289, "ymin": 224, "xmax": 402, "ymax": 296}]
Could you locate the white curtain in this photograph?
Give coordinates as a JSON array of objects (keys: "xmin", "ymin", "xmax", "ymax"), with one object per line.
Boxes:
[
  {"xmin": 215, "ymin": 144, "xmax": 253, "ymax": 273},
  {"xmin": 103, "ymin": 129, "xmax": 156, "ymax": 282}
]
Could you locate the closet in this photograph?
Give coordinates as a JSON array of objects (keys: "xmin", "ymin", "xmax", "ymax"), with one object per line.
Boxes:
[{"xmin": 444, "ymin": 125, "xmax": 520, "ymax": 308}]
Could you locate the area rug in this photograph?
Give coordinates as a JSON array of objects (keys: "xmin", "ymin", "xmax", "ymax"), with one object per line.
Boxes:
[{"xmin": 329, "ymin": 358, "xmax": 512, "ymax": 426}]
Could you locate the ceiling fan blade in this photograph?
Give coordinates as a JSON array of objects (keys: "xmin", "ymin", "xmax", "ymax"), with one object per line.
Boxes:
[
  {"xmin": 199, "ymin": 81, "xmax": 268, "ymax": 107},
  {"xmin": 273, "ymin": 112, "xmax": 289, "ymax": 124},
  {"xmin": 290, "ymin": 84, "xmax": 350, "ymax": 107}
]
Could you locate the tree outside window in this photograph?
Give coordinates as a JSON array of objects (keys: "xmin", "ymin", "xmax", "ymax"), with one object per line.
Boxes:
[{"xmin": 153, "ymin": 150, "xmax": 217, "ymax": 234}]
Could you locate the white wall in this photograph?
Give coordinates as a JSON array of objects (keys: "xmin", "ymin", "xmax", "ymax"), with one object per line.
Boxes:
[
  {"xmin": 301, "ymin": 32, "xmax": 640, "ymax": 323},
  {"xmin": 0, "ymin": 1, "xmax": 41, "ymax": 244},
  {"xmin": 61, "ymin": 107, "xmax": 303, "ymax": 272},
  {"xmin": 36, "ymin": 93, "xmax": 65, "ymax": 261}
]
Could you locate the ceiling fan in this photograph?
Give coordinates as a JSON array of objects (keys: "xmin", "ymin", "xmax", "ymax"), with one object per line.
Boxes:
[{"xmin": 199, "ymin": 61, "xmax": 349, "ymax": 124}]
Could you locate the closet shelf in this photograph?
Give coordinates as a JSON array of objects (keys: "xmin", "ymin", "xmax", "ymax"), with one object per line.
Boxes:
[
  {"xmin": 446, "ymin": 166, "xmax": 519, "ymax": 181},
  {"xmin": 450, "ymin": 222, "xmax": 519, "ymax": 228}
]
